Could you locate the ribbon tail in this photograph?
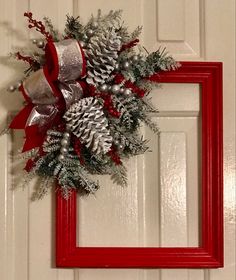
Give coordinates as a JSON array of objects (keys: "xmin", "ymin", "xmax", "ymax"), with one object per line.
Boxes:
[
  {"xmin": 22, "ymin": 125, "xmax": 45, "ymax": 152},
  {"xmin": 9, "ymin": 104, "xmax": 34, "ymax": 129}
]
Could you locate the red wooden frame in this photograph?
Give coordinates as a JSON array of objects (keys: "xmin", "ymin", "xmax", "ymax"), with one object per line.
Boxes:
[{"xmin": 56, "ymin": 62, "xmax": 223, "ymax": 268}]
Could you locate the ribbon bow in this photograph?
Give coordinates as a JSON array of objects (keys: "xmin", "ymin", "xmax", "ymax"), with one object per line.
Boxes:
[{"xmin": 10, "ymin": 39, "xmax": 86, "ymax": 151}]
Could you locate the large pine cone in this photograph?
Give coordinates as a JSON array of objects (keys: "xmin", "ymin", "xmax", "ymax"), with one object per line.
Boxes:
[
  {"xmin": 63, "ymin": 97, "xmax": 113, "ymax": 155},
  {"xmin": 85, "ymin": 28, "xmax": 121, "ymax": 86}
]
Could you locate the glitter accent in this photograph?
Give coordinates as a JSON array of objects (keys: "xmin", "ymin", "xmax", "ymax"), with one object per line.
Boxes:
[
  {"xmin": 23, "ymin": 69, "xmax": 57, "ymax": 105},
  {"xmin": 54, "ymin": 39, "xmax": 83, "ymax": 82}
]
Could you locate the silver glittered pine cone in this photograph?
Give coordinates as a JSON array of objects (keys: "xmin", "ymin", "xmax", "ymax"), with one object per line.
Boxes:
[
  {"xmin": 63, "ymin": 97, "xmax": 113, "ymax": 155},
  {"xmin": 85, "ymin": 28, "xmax": 121, "ymax": 86}
]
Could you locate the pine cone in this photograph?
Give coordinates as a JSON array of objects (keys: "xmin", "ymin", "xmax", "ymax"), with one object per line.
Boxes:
[
  {"xmin": 85, "ymin": 28, "xmax": 121, "ymax": 86},
  {"xmin": 64, "ymin": 97, "xmax": 113, "ymax": 155}
]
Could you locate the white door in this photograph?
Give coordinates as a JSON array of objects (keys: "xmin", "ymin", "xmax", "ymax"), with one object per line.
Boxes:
[{"xmin": 0, "ymin": 1, "xmax": 235, "ymax": 280}]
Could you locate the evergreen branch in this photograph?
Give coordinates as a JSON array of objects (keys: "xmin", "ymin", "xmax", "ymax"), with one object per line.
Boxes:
[
  {"xmin": 31, "ymin": 176, "xmax": 54, "ymax": 200},
  {"xmin": 43, "ymin": 17, "xmax": 59, "ymax": 41},
  {"xmin": 124, "ymin": 48, "xmax": 180, "ymax": 81},
  {"xmin": 112, "ymin": 95, "xmax": 134, "ymax": 130},
  {"xmin": 111, "ymin": 163, "xmax": 128, "ymax": 187},
  {"xmin": 94, "ymin": 9, "xmax": 122, "ymax": 27},
  {"xmin": 65, "ymin": 15, "xmax": 84, "ymax": 40},
  {"xmin": 140, "ymin": 115, "xmax": 159, "ymax": 134},
  {"xmin": 129, "ymin": 26, "xmax": 142, "ymax": 41}
]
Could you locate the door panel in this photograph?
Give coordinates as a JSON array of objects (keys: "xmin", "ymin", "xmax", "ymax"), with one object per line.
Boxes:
[
  {"xmin": 0, "ymin": 0, "xmax": 235, "ymax": 280},
  {"xmin": 77, "ymin": 84, "xmax": 201, "ymax": 249},
  {"xmin": 144, "ymin": 0, "xmax": 204, "ymax": 59}
]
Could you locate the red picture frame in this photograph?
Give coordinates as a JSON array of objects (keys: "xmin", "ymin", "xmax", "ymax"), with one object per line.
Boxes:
[{"xmin": 56, "ymin": 62, "xmax": 223, "ymax": 268}]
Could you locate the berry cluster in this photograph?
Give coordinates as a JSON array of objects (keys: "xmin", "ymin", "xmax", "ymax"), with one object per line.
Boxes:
[{"xmin": 24, "ymin": 12, "xmax": 52, "ymax": 40}]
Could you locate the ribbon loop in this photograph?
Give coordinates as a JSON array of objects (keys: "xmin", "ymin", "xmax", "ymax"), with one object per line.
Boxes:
[
  {"xmin": 45, "ymin": 39, "xmax": 86, "ymax": 82},
  {"xmin": 10, "ymin": 38, "xmax": 87, "ymax": 151},
  {"xmin": 22, "ymin": 68, "xmax": 58, "ymax": 104},
  {"xmin": 59, "ymin": 81, "xmax": 84, "ymax": 109}
]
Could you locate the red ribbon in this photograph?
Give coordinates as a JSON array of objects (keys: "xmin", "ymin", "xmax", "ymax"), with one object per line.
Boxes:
[{"xmin": 10, "ymin": 39, "xmax": 86, "ymax": 152}]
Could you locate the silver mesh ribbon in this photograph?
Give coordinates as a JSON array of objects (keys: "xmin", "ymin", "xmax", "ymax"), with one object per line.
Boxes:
[
  {"xmin": 53, "ymin": 39, "xmax": 85, "ymax": 82},
  {"xmin": 23, "ymin": 69, "xmax": 58, "ymax": 105},
  {"xmin": 58, "ymin": 81, "xmax": 83, "ymax": 109},
  {"xmin": 26, "ymin": 104, "xmax": 58, "ymax": 127},
  {"xmin": 20, "ymin": 39, "xmax": 86, "ymax": 129}
]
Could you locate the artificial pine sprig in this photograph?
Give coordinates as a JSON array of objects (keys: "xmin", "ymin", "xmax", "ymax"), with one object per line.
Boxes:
[
  {"xmin": 65, "ymin": 15, "xmax": 84, "ymax": 40},
  {"xmin": 43, "ymin": 16, "xmax": 59, "ymax": 41},
  {"xmin": 122, "ymin": 48, "xmax": 179, "ymax": 82}
]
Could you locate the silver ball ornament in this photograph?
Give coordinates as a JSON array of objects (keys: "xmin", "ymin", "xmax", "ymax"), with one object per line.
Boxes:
[
  {"xmin": 132, "ymin": 55, "xmax": 139, "ymax": 62},
  {"xmin": 16, "ymin": 81, "xmax": 22, "ymax": 89},
  {"xmin": 32, "ymin": 39, "xmax": 37, "ymax": 44},
  {"xmin": 99, "ymin": 84, "xmax": 109, "ymax": 92},
  {"xmin": 119, "ymin": 88, "xmax": 125, "ymax": 94},
  {"xmin": 87, "ymin": 29, "xmax": 94, "ymax": 37},
  {"xmin": 123, "ymin": 61, "xmax": 130, "ymax": 70},
  {"xmin": 114, "ymin": 140, "xmax": 119, "ymax": 146},
  {"xmin": 63, "ymin": 132, "xmax": 70, "ymax": 139},
  {"xmin": 37, "ymin": 40, "xmax": 45, "ymax": 48},
  {"xmin": 8, "ymin": 85, "xmax": 16, "ymax": 92},
  {"xmin": 80, "ymin": 41, "xmax": 86, "ymax": 48},
  {"xmin": 58, "ymin": 154, "xmax": 65, "ymax": 161},
  {"xmin": 83, "ymin": 34, "xmax": 89, "ymax": 41},
  {"xmin": 61, "ymin": 138, "xmax": 69, "ymax": 147},
  {"xmin": 124, "ymin": 88, "xmax": 132, "ymax": 97},
  {"xmin": 119, "ymin": 144, "xmax": 124, "ymax": 150},
  {"xmin": 111, "ymin": 85, "xmax": 120, "ymax": 94},
  {"xmin": 60, "ymin": 147, "xmax": 68, "ymax": 154}
]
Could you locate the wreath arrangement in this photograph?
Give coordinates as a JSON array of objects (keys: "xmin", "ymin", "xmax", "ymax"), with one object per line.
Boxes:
[{"xmin": 4, "ymin": 10, "xmax": 179, "ymax": 199}]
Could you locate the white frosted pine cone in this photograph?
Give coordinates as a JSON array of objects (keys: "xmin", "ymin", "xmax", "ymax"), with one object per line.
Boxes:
[
  {"xmin": 85, "ymin": 28, "xmax": 121, "ymax": 86},
  {"xmin": 63, "ymin": 97, "xmax": 113, "ymax": 155}
]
